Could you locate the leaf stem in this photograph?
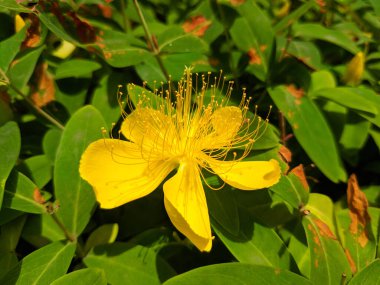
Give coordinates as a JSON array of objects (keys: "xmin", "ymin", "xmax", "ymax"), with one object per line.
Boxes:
[{"xmin": 132, "ymin": 0, "xmax": 169, "ymax": 80}]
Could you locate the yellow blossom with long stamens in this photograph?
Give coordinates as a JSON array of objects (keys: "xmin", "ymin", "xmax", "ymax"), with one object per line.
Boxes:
[{"xmin": 79, "ymin": 68, "xmax": 281, "ymax": 251}]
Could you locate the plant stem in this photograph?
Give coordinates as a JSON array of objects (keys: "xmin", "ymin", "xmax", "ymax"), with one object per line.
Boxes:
[
  {"xmin": 50, "ymin": 212, "xmax": 76, "ymax": 242},
  {"xmin": 133, "ymin": 0, "xmax": 169, "ymax": 80},
  {"xmin": 0, "ymin": 68, "xmax": 65, "ymax": 130},
  {"xmin": 13, "ymin": 85, "xmax": 65, "ymax": 130},
  {"xmin": 279, "ymin": 111, "xmax": 287, "ymax": 146},
  {"xmin": 120, "ymin": 0, "xmax": 131, "ymax": 32}
]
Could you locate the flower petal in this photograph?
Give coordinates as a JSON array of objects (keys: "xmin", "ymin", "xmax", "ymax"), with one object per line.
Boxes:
[
  {"xmin": 209, "ymin": 158, "xmax": 281, "ymax": 190},
  {"xmin": 121, "ymin": 108, "xmax": 178, "ymax": 155},
  {"xmin": 163, "ymin": 161, "xmax": 212, "ymax": 251},
  {"xmin": 79, "ymin": 139, "xmax": 176, "ymax": 208}
]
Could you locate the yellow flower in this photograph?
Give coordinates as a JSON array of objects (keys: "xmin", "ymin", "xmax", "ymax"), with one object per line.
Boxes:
[{"xmin": 79, "ymin": 68, "xmax": 281, "ymax": 251}]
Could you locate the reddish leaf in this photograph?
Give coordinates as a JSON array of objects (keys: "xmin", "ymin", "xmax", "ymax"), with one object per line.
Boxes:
[
  {"xmin": 347, "ymin": 174, "xmax": 371, "ymax": 247},
  {"xmin": 30, "ymin": 63, "xmax": 55, "ymax": 107},
  {"xmin": 182, "ymin": 15, "xmax": 211, "ymax": 37},
  {"xmin": 22, "ymin": 14, "xmax": 41, "ymax": 48},
  {"xmin": 290, "ymin": 164, "xmax": 309, "ymax": 191}
]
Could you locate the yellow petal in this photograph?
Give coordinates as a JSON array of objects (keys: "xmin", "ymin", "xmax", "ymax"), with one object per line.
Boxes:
[
  {"xmin": 79, "ymin": 139, "xmax": 176, "ymax": 208},
  {"xmin": 209, "ymin": 158, "xmax": 281, "ymax": 190},
  {"xmin": 163, "ymin": 161, "xmax": 212, "ymax": 251},
  {"xmin": 121, "ymin": 108, "xmax": 178, "ymax": 155}
]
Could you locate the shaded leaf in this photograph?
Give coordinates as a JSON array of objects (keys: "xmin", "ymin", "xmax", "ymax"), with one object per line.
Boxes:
[
  {"xmin": 205, "ymin": 184, "xmax": 239, "ymax": 236},
  {"xmin": 84, "ymin": 223, "xmax": 119, "ymax": 254}
]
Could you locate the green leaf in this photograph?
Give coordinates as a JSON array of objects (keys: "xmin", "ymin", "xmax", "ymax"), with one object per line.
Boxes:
[
  {"xmin": 213, "ymin": 209, "xmax": 293, "ymax": 269},
  {"xmin": 36, "ymin": 8, "xmax": 78, "ymax": 45},
  {"xmin": 54, "ymin": 106, "xmax": 107, "ymax": 236},
  {"xmin": 83, "ymin": 242, "xmax": 176, "ymax": 285},
  {"xmin": 0, "ymin": 0, "xmax": 32, "ymax": 12},
  {"xmin": 306, "ymin": 193, "xmax": 335, "ymax": 235},
  {"xmin": 163, "ymin": 263, "xmax": 312, "ymax": 285},
  {"xmin": 335, "ymin": 208, "xmax": 377, "ymax": 273},
  {"xmin": 4, "ymin": 170, "xmax": 46, "ymax": 214},
  {"xmin": 158, "ymin": 27, "xmax": 208, "ymax": 53},
  {"xmin": 55, "ymin": 59, "xmax": 101, "ymax": 79},
  {"xmin": 56, "ymin": 78, "xmax": 91, "ymax": 115},
  {"xmin": 230, "ymin": 18, "xmax": 267, "ymax": 81},
  {"xmin": 285, "ymin": 40, "xmax": 325, "ymax": 70},
  {"xmin": 205, "ymin": 184, "xmax": 239, "ymax": 236},
  {"xmin": 51, "ymin": 268, "xmax": 107, "ymax": 285},
  {"xmin": 302, "ymin": 212, "xmax": 352, "ymax": 285},
  {"xmin": 0, "ymin": 253, "xmax": 18, "ymax": 280},
  {"xmin": 0, "ymin": 241, "xmax": 76, "ymax": 285},
  {"xmin": 0, "ymin": 26, "xmax": 27, "ymax": 72},
  {"xmin": 42, "ymin": 129, "xmax": 62, "ymax": 164},
  {"xmin": 91, "ymin": 72, "xmax": 125, "ymax": 126},
  {"xmin": 339, "ymin": 112, "xmax": 370, "ymax": 165},
  {"xmin": 274, "ymin": 1, "xmax": 316, "ymax": 32},
  {"xmin": 369, "ymin": 0, "xmax": 380, "ymax": 16},
  {"xmin": 349, "ymin": 259, "xmax": 380, "ymax": 285},
  {"xmin": 84, "ymin": 224, "xmax": 119, "ymax": 254},
  {"xmin": 92, "ymin": 30, "xmax": 149, "ymax": 68},
  {"xmin": 310, "ymin": 70, "xmax": 337, "ymax": 92},
  {"xmin": 0, "ymin": 215, "xmax": 26, "ymax": 252},
  {"xmin": 270, "ymin": 170, "xmax": 309, "ymax": 209},
  {"xmin": 21, "ymin": 214, "xmax": 66, "ymax": 248},
  {"xmin": 127, "ymin": 83, "xmax": 167, "ymax": 110},
  {"xmin": 18, "ymin": 155, "xmax": 52, "ymax": 189},
  {"xmin": 311, "ymin": 88, "xmax": 378, "ymax": 116},
  {"xmin": 287, "ymin": 222, "xmax": 310, "ymax": 277},
  {"xmin": 293, "ymin": 23, "xmax": 359, "ymax": 54},
  {"xmin": 0, "ymin": 208, "xmax": 23, "ymax": 226},
  {"xmin": 7, "ymin": 45, "xmax": 45, "ymax": 90},
  {"xmin": 268, "ymin": 86, "xmax": 346, "ymax": 182},
  {"xmin": 0, "ymin": 121, "xmax": 20, "ymax": 209}
]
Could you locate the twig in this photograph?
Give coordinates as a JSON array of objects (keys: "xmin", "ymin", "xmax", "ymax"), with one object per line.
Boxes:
[
  {"xmin": 279, "ymin": 111, "xmax": 287, "ymax": 146},
  {"xmin": 133, "ymin": 0, "xmax": 169, "ymax": 81},
  {"xmin": 0, "ymin": 68, "xmax": 65, "ymax": 130}
]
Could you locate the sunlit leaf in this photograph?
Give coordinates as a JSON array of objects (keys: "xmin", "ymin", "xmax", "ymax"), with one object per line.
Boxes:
[
  {"xmin": 0, "ymin": 121, "xmax": 20, "ymax": 210},
  {"xmin": 54, "ymin": 106, "xmax": 107, "ymax": 237},
  {"xmin": 163, "ymin": 263, "xmax": 312, "ymax": 285}
]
